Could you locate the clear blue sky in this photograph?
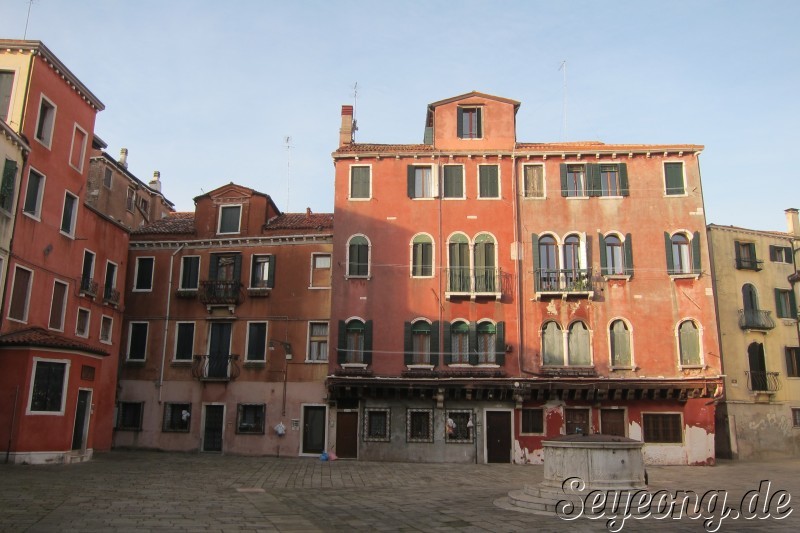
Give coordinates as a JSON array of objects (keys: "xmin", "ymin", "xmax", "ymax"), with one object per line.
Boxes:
[{"xmin": 2, "ymin": 0, "xmax": 798, "ymax": 231}]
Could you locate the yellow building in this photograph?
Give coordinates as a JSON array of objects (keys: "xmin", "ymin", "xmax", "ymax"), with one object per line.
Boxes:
[{"xmin": 709, "ymin": 209, "xmax": 800, "ymax": 459}]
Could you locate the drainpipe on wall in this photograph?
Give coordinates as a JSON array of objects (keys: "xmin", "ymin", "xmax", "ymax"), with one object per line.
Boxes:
[{"xmin": 157, "ymin": 244, "xmax": 185, "ymax": 404}]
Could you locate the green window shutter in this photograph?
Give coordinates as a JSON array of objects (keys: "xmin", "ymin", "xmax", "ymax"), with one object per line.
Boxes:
[
  {"xmin": 430, "ymin": 321, "xmax": 440, "ymax": 367},
  {"xmin": 407, "ymin": 166, "xmax": 415, "ymax": 198},
  {"xmin": 423, "ymin": 243, "xmax": 432, "ymax": 276},
  {"xmin": 775, "ymin": 288, "xmax": 784, "ymax": 317},
  {"xmin": 267, "ymin": 255, "xmax": 276, "ymax": 288},
  {"xmin": 692, "ymin": 231, "xmax": 702, "ymax": 274},
  {"xmin": 624, "ymin": 233, "xmax": 634, "ymax": 276},
  {"xmin": 584, "ymin": 234, "xmax": 592, "ymax": 271},
  {"xmin": 468, "ymin": 322, "xmax": 478, "ymax": 365},
  {"xmin": 619, "ymin": 163, "xmax": 629, "ymax": 196},
  {"xmin": 404, "ymin": 322, "xmax": 413, "ymax": 365},
  {"xmin": 787, "ymin": 349, "xmax": 795, "ymax": 377},
  {"xmin": 665, "ymin": 163, "xmax": 685, "ymax": 195},
  {"xmin": 457, "ymin": 108, "xmax": 464, "ymax": 137},
  {"xmin": 531, "ymin": 233, "xmax": 539, "ymax": 290},
  {"xmin": 790, "ymin": 290, "xmax": 798, "ymax": 319},
  {"xmin": 337, "ymin": 320, "xmax": 347, "ymax": 364},
  {"xmin": 476, "ymin": 108, "xmax": 483, "ymax": 138},
  {"xmin": 364, "ymin": 320, "xmax": 373, "ymax": 365},
  {"xmin": 598, "ymin": 233, "xmax": 607, "ymax": 275},
  {"xmin": 495, "ymin": 322, "xmax": 505, "ymax": 366},
  {"xmin": 559, "ymin": 164, "xmax": 568, "ymax": 197},
  {"xmin": 664, "ymin": 232, "xmax": 674, "ymax": 274},
  {"xmin": 442, "ymin": 322, "xmax": 452, "ymax": 365},
  {"xmin": 734, "ymin": 241, "xmax": 742, "ymax": 266},
  {"xmin": 588, "ymin": 164, "xmax": 601, "ymax": 197},
  {"xmin": 1, "ymin": 159, "xmax": 17, "ymax": 211}
]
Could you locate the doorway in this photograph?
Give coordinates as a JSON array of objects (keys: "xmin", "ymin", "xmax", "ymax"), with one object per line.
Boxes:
[
  {"xmin": 208, "ymin": 322, "xmax": 232, "ymax": 378},
  {"xmin": 71, "ymin": 390, "xmax": 92, "ymax": 450},
  {"xmin": 302, "ymin": 405, "xmax": 326, "ymax": 455},
  {"xmin": 748, "ymin": 342, "xmax": 767, "ymax": 391},
  {"xmin": 203, "ymin": 404, "xmax": 224, "ymax": 452},
  {"xmin": 336, "ymin": 411, "xmax": 358, "ymax": 458},
  {"xmin": 565, "ymin": 408, "xmax": 590, "ymax": 435},
  {"xmin": 485, "ymin": 410, "xmax": 511, "ymax": 463}
]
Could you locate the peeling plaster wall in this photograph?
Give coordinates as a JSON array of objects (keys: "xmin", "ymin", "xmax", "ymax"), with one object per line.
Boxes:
[{"xmin": 727, "ymin": 403, "xmax": 800, "ymax": 460}]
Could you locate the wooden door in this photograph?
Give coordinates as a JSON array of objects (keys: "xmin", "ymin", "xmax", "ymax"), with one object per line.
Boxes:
[
  {"xmin": 485, "ymin": 411, "xmax": 511, "ymax": 463},
  {"xmin": 71, "ymin": 390, "xmax": 91, "ymax": 450},
  {"xmin": 203, "ymin": 405, "xmax": 224, "ymax": 452},
  {"xmin": 302, "ymin": 406, "xmax": 326, "ymax": 454},
  {"xmin": 565, "ymin": 408, "xmax": 590, "ymax": 435},
  {"xmin": 336, "ymin": 411, "xmax": 358, "ymax": 458},
  {"xmin": 601, "ymin": 409, "xmax": 625, "ymax": 437}
]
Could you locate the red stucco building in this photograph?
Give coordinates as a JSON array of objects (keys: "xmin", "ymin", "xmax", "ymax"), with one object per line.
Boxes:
[
  {"xmin": 0, "ymin": 40, "xmax": 128, "ymax": 464},
  {"xmin": 327, "ymin": 92, "xmax": 722, "ymax": 465}
]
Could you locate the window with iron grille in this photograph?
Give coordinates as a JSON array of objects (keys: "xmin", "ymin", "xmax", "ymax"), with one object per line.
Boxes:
[
  {"xmin": 29, "ymin": 360, "xmax": 67, "ymax": 413},
  {"xmin": 237, "ymin": 404, "xmax": 266, "ymax": 434},
  {"xmin": 406, "ymin": 409, "xmax": 433, "ymax": 443},
  {"xmin": 521, "ymin": 409, "xmax": 544, "ymax": 434},
  {"xmin": 445, "ymin": 410, "xmax": 473, "ymax": 443},
  {"xmin": 363, "ymin": 408, "xmax": 390, "ymax": 442},
  {"xmin": 117, "ymin": 402, "xmax": 143, "ymax": 431},
  {"xmin": 162, "ymin": 403, "xmax": 191, "ymax": 432},
  {"xmin": 642, "ymin": 413, "xmax": 682, "ymax": 443}
]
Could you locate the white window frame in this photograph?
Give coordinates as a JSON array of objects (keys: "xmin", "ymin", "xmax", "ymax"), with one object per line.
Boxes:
[
  {"xmin": 249, "ymin": 254, "xmax": 273, "ymax": 289},
  {"xmin": 564, "ymin": 163, "xmax": 588, "ymax": 199},
  {"xmin": 48, "ymin": 279, "xmax": 69, "ymax": 332},
  {"xmin": 521, "ymin": 163, "xmax": 546, "ymax": 199},
  {"xmin": 245, "ymin": 321, "xmax": 268, "ymax": 363},
  {"xmin": 127, "ymin": 321, "xmax": 149, "ymax": 361},
  {"xmin": 75, "ymin": 307, "xmax": 91, "ymax": 338},
  {"xmin": 103, "ymin": 260, "xmax": 118, "ymax": 298},
  {"xmin": 69, "ymin": 123, "xmax": 88, "ymax": 173},
  {"xmin": 309, "ymin": 253, "xmax": 331, "ymax": 289},
  {"xmin": 345, "ymin": 234, "xmax": 371, "ymax": 279},
  {"xmin": 409, "ymin": 232, "xmax": 435, "ymax": 279},
  {"xmin": 457, "ymin": 106, "xmax": 483, "ymax": 140},
  {"xmin": 476, "ymin": 163, "xmax": 501, "ymax": 200},
  {"xmin": 442, "ymin": 163, "xmax": 465, "ymax": 200},
  {"xmin": 22, "ymin": 166, "xmax": 45, "ymax": 220},
  {"xmin": 34, "ymin": 94, "xmax": 56, "ymax": 149},
  {"xmin": 0, "ymin": 67, "xmax": 18, "ymax": 123},
  {"xmin": 179, "ymin": 255, "xmax": 200, "ymax": 291},
  {"xmin": 133, "ymin": 256, "xmax": 155, "ymax": 292},
  {"xmin": 173, "ymin": 321, "xmax": 196, "ymax": 362},
  {"xmin": 663, "ymin": 160, "xmax": 687, "ymax": 197},
  {"xmin": 306, "ymin": 321, "xmax": 329, "ymax": 363},
  {"xmin": 26, "ymin": 357, "xmax": 70, "ymax": 415},
  {"xmin": 217, "ymin": 204, "xmax": 242, "ymax": 235},
  {"xmin": 59, "ymin": 190, "xmax": 79, "ymax": 238},
  {"xmin": 7, "ymin": 264, "xmax": 34, "ymax": 323},
  {"xmin": 99, "ymin": 315, "xmax": 113, "ymax": 344},
  {"xmin": 348, "ymin": 164, "xmax": 372, "ymax": 201},
  {"xmin": 410, "ymin": 164, "xmax": 438, "ymax": 200}
]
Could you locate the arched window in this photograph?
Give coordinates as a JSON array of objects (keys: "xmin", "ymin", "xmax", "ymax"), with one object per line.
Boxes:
[
  {"xmin": 678, "ymin": 320, "xmax": 700, "ymax": 366},
  {"xmin": 567, "ymin": 321, "xmax": 591, "ymax": 366},
  {"xmin": 450, "ymin": 321, "xmax": 469, "ymax": 364},
  {"xmin": 671, "ymin": 233, "xmax": 691, "ymax": 274},
  {"xmin": 477, "ymin": 322, "xmax": 496, "ymax": 364},
  {"xmin": 563, "ymin": 234, "xmax": 582, "ymax": 287},
  {"xmin": 542, "ymin": 321, "xmax": 564, "ymax": 366},
  {"xmin": 345, "ymin": 320, "xmax": 365, "ymax": 363},
  {"xmin": 347, "ymin": 235, "xmax": 369, "ymax": 277},
  {"xmin": 474, "ymin": 233, "xmax": 496, "ymax": 293},
  {"xmin": 538, "ymin": 235, "xmax": 559, "ymax": 291},
  {"xmin": 742, "ymin": 284, "xmax": 758, "ymax": 312},
  {"xmin": 411, "ymin": 235, "xmax": 433, "ymax": 277},
  {"xmin": 609, "ymin": 320, "xmax": 631, "ymax": 367},
  {"xmin": 448, "ymin": 234, "xmax": 470, "ymax": 292},
  {"xmin": 411, "ymin": 320, "xmax": 431, "ymax": 364},
  {"xmin": 605, "ymin": 235, "xmax": 624, "ymax": 275}
]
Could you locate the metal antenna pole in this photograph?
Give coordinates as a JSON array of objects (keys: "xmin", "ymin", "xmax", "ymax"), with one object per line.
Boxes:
[
  {"xmin": 352, "ymin": 82, "xmax": 358, "ymax": 142},
  {"xmin": 23, "ymin": 0, "xmax": 35, "ymax": 39},
  {"xmin": 284, "ymin": 136, "xmax": 292, "ymax": 212},
  {"xmin": 559, "ymin": 60, "xmax": 567, "ymax": 141}
]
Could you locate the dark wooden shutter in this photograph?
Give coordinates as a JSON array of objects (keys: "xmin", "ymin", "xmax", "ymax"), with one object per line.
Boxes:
[
  {"xmin": 692, "ymin": 231, "xmax": 702, "ymax": 274},
  {"xmin": 559, "ymin": 164, "xmax": 568, "ymax": 197},
  {"xmin": 786, "ymin": 349, "xmax": 795, "ymax": 377},
  {"xmin": 624, "ymin": 233, "xmax": 634, "ymax": 276},
  {"xmin": 619, "ymin": 163, "xmax": 629, "ymax": 196},
  {"xmin": 209, "ymin": 255, "xmax": 218, "ymax": 280},
  {"xmin": 598, "ymin": 233, "xmax": 607, "ymax": 275},
  {"xmin": 456, "ymin": 108, "xmax": 464, "ymax": 137},
  {"xmin": 775, "ymin": 288, "xmax": 784, "ymax": 317},
  {"xmin": 267, "ymin": 255, "xmax": 276, "ymax": 288},
  {"xmin": 531, "ymin": 233, "xmax": 539, "ymax": 290},
  {"xmin": 403, "ymin": 322, "xmax": 413, "ymax": 365},
  {"xmin": 495, "ymin": 321, "xmax": 505, "ymax": 366},
  {"xmin": 337, "ymin": 320, "xmax": 347, "ymax": 364},
  {"xmin": 1, "ymin": 159, "xmax": 18, "ymax": 210},
  {"xmin": 407, "ymin": 166, "xmax": 415, "ymax": 198},
  {"xmin": 442, "ymin": 322, "xmax": 452, "ymax": 365},
  {"xmin": 734, "ymin": 241, "xmax": 742, "ymax": 266},
  {"xmin": 364, "ymin": 320, "xmax": 373, "ymax": 365},
  {"xmin": 587, "ymin": 164, "xmax": 601, "ymax": 197},
  {"xmin": 476, "ymin": 108, "xmax": 483, "ymax": 138},
  {"xmin": 430, "ymin": 321, "xmax": 440, "ymax": 367},
  {"xmin": 790, "ymin": 290, "xmax": 798, "ymax": 319},
  {"xmin": 468, "ymin": 322, "xmax": 478, "ymax": 365},
  {"xmin": 584, "ymin": 234, "xmax": 592, "ymax": 271},
  {"xmin": 664, "ymin": 232, "xmax": 674, "ymax": 274}
]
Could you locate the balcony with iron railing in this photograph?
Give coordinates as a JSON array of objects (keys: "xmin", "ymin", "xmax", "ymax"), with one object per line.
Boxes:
[
  {"xmin": 198, "ymin": 280, "xmax": 243, "ymax": 305},
  {"xmin": 535, "ymin": 268, "xmax": 593, "ymax": 296},
  {"xmin": 191, "ymin": 354, "xmax": 240, "ymax": 382},
  {"xmin": 735, "ymin": 258, "xmax": 763, "ymax": 271},
  {"xmin": 745, "ymin": 371, "xmax": 781, "ymax": 393},
  {"xmin": 80, "ymin": 276, "xmax": 98, "ymax": 297},
  {"xmin": 445, "ymin": 268, "xmax": 501, "ymax": 298},
  {"xmin": 103, "ymin": 286, "xmax": 120, "ymax": 306},
  {"xmin": 738, "ymin": 309, "xmax": 776, "ymax": 330}
]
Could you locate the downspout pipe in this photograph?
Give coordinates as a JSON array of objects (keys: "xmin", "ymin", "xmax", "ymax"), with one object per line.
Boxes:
[{"xmin": 158, "ymin": 244, "xmax": 185, "ymax": 403}]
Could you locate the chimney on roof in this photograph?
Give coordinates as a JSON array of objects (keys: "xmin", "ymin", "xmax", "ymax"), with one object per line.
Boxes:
[
  {"xmin": 119, "ymin": 148, "xmax": 128, "ymax": 168},
  {"xmin": 149, "ymin": 171, "xmax": 161, "ymax": 192},
  {"xmin": 339, "ymin": 105, "xmax": 354, "ymax": 147},
  {"xmin": 786, "ymin": 208, "xmax": 800, "ymax": 237},
  {"xmin": 306, "ymin": 207, "xmax": 312, "ymax": 218}
]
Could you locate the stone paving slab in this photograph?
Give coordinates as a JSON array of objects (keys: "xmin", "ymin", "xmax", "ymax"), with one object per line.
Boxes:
[{"xmin": 1, "ymin": 451, "xmax": 799, "ymax": 531}]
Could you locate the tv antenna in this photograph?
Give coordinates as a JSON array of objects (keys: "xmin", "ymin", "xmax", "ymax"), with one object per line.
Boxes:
[
  {"xmin": 352, "ymin": 82, "xmax": 359, "ymax": 141},
  {"xmin": 559, "ymin": 60, "xmax": 567, "ymax": 141},
  {"xmin": 284, "ymin": 136, "xmax": 292, "ymax": 212},
  {"xmin": 23, "ymin": 0, "xmax": 37, "ymax": 39}
]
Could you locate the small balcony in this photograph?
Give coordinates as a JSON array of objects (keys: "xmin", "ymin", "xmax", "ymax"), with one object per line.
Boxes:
[
  {"xmin": 80, "ymin": 276, "xmax": 98, "ymax": 297},
  {"xmin": 745, "ymin": 371, "xmax": 781, "ymax": 393},
  {"xmin": 103, "ymin": 286, "xmax": 120, "ymax": 306},
  {"xmin": 535, "ymin": 268, "xmax": 593, "ymax": 296},
  {"xmin": 735, "ymin": 258, "xmax": 763, "ymax": 271},
  {"xmin": 199, "ymin": 280, "xmax": 243, "ymax": 306},
  {"xmin": 738, "ymin": 309, "xmax": 776, "ymax": 330},
  {"xmin": 445, "ymin": 268, "xmax": 501, "ymax": 298},
  {"xmin": 192, "ymin": 354, "xmax": 240, "ymax": 382}
]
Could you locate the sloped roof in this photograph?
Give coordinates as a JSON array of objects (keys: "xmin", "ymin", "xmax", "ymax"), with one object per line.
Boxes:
[
  {"xmin": 0, "ymin": 327, "xmax": 109, "ymax": 356},
  {"xmin": 428, "ymin": 91, "xmax": 521, "ymax": 109},
  {"xmin": 264, "ymin": 212, "xmax": 333, "ymax": 231},
  {"xmin": 132, "ymin": 212, "xmax": 195, "ymax": 235}
]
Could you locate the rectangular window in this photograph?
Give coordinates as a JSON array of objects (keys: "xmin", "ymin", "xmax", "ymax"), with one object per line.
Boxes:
[
  {"xmin": 134, "ymin": 257, "xmax": 154, "ymax": 291},
  {"xmin": 314, "ymin": 254, "xmax": 331, "ymax": 269},
  {"xmin": 180, "ymin": 256, "xmax": 200, "ymax": 290},
  {"xmin": 599, "ymin": 164, "xmax": 620, "ymax": 196},
  {"xmin": 664, "ymin": 162, "xmax": 685, "ymax": 195},
  {"xmin": 117, "ymin": 402, "xmax": 143, "ymax": 431},
  {"xmin": 363, "ymin": 408, "xmax": 390, "ymax": 442},
  {"xmin": 775, "ymin": 289, "xmax": 797, "ymax": 319},
  {"xmin": 442, "ymin": 165, "xmax": 464, "ymax": 199},
  {"xmin": 642, "ymin": 413, "xmax": 682, "ymax": 443},
  {"xmin": 0, "ymin": 70, "xmax": 13, "ymax": 122},
  {"xmin": 310, "ymin": 253, "xmax": 331, "ymax": 288},
  {"xmin": 23, "ymin": 168, "xmax": 45, "ymax": 217},
  {"xmin": 162, "ymin": 403, "xmax": 191, "ymax": 432},
  {"xmin": 770, "ymin": 245, "xmax": 792, "ymax": 263},
  {"xmin": 445, "ymin": 410, "xmax": 473, "ymax": 443},
  {"xmin": 478, "ymin": 165, "xmax": 499, "ymax": 198},
  {"xmin": 237, "ymin": 404, "xmax": 266, "ymax": 434},
  {"xmin": 76, "ymin": 308, "xmax": 90, "ymax": 338},
  {"xmin": 734, "ymin": 241, "xmax": 760, "ymax": 270},
  {"xmin": 793, "ymin": 408, "xmax": 800, "ymax": 428},
  {"xmin": 1, "ymin": 158, "xmax": 17, "ymax": 212},
  {"xmin": 48, "ymin": 280, "xmax": 68, "ymax": 331},
  {"xmin": 126, "ymin": 188, "xmax": 135, "ymax": 212},
  {"xmin": 80, "ymin": 249, "xmax": 96, "ymax": 295},
  {"xmin": 35, "ymin": 95, "xmax": 56, "ymax": 147},
  {"xmin": 246, "ymin": 322, "xmax": 268, "ymax": 362},
  {"xmin": 103, "ymin": 261, "xmax": 118, "ymax": 303},
  {"xmin": 565, "ymin": 165, "xmax": 586, "ymax": 197},
  {"xmin": 8, "ymin": 266, "xmax": 32, "ymax": 322},
  {"xmin": 100, "ymin": 315, "xmax": 113, "ymax": 344},
  {"xmin": 522, "ymin": 164, "xmax": 544, "ymax": 198},
  {"xmin": 175, "ymin": 322, "xmax": 195, "ymax": 361},
  {"xmin": 250, "ymin": 255, "xmax": 274, "ymax": 288},
  {"xmin": 127, "ymin": 322, "xmax": 148, "ymax": 360},
  {"xmin": 29, "ymin": 360, "xmax": 68, "ymax": 413},
  {"xmin": 103, "ymin": 167, "xmax": 112, "ymax": 188},
  {"xmin": 70, "ymin": 125, "xmax": 88, "ymax": 172},
  {"xmin": 218, "ymin": 205, "xmax": 242, "ymax": 234},
  {"xmin": 307, "ymin": 322, "xmax": 329, "ymax": 362},
  {"xmin": 349, "ymin": 166, "xmax": 371, "ymax": 199},
  {"xmin": 457, "ymin": 107, "xmax": 482, "ymax": 139},
  {"xmin": 408, "ymin": 165, "xmax": 436, "ymax": 198},
  {"xmin": 406, "ymin": 409, "xmax": 433, "ymax": 443},
  {"xmin": 786, "ymin": 347, "xmax": 800, "ymax": 378},
  {"xmin": 521, "ymin": 408, "xmax": 544, "ymax": 434},
  {"xmin": 60, "ymin": 191, "xmax": 78, "ymax": 236}
]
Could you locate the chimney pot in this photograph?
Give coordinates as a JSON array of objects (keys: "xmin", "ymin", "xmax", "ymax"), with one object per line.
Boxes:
[
  {"xmin": 306, "ymin": 207, "xmax": 312, "ymax": 218},
  {"xmin": 149, "ymin": 170, "xmax": 162, "ymax": 192},
  {"xmin": 339, "ymin": 105, "xmax": 354, "ymax": 147},
  {"xmin": 785, "ymin": 208, "xmax": 800, "ymax": 237},
  {"xmin": 119, "ymin": 148, "xmax": 128, "ymax": 168}
]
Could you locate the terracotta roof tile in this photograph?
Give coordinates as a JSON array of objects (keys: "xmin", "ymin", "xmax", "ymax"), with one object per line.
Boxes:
[
  {"xmin": 335, "ymin": 143, "xmax": 434, "ymax": 154},
  {"xmin": 133, "ymin": 212, "xmax": 195, "ymax": 235},
  {"xmin": 0, "ymin": 327, "xmax": 109, "ymax": 356},
  {"xmin": 264, "ymin": 213, "xmax": 333, "ymax": 231},
  {"xmin": 515, "ymin": 141, "xmax": 704, "ymax": 152}
]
